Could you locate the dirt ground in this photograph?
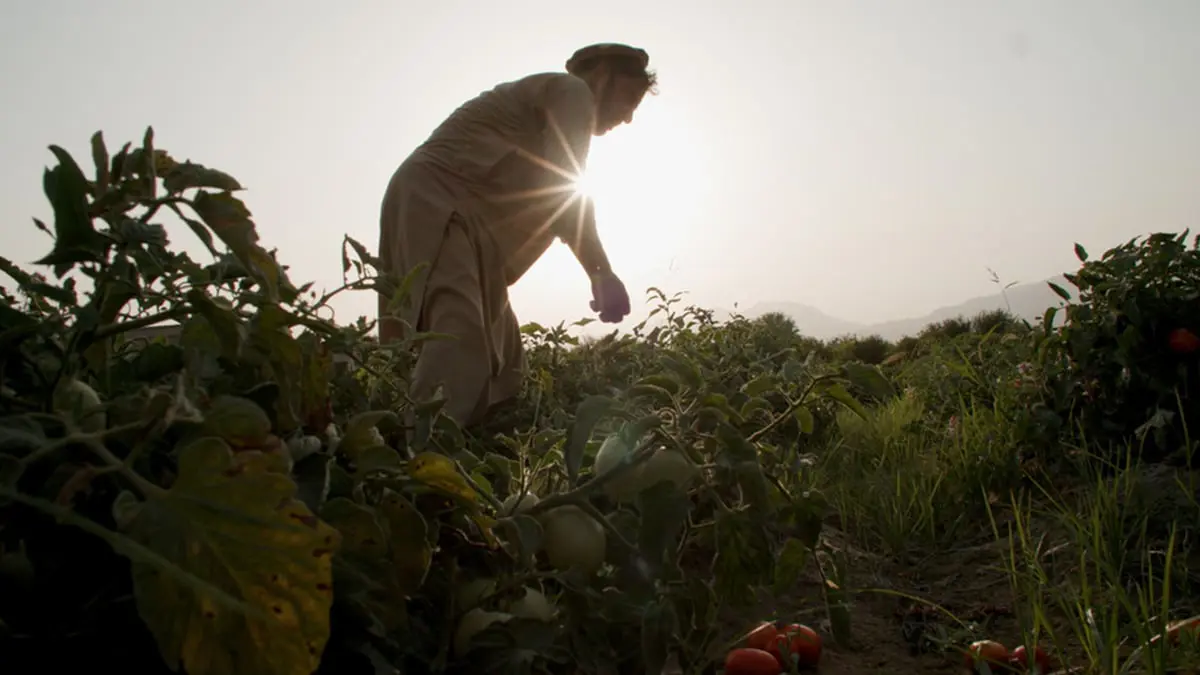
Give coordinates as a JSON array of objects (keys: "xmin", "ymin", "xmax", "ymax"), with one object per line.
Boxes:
[{"xmin": 719, "ymin": 523, "xmax": 1035, "ymax": 675}]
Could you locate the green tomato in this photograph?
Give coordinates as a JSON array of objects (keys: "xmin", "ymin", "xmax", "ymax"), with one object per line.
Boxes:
[
  {"xmin": 52, "ymin": 377, "xmax": 106, "ymax": 433},
  {"xmin": 454, "ymin": 608, "xmax": 512, "ymax": 656},
  {"xmin": 539, "ymin": 505, "xmax": 606, "ymax": 574},
  {"xmin": 501, "ymin": 491, "xmax": 540, "ymax": 515},
  {"xmin": 507, "ymin": 586, "xmax": 555, "ymax": 621},
  {"xmin": 593, "ymin": 433, "xmax": 643, "ymax": 502}
]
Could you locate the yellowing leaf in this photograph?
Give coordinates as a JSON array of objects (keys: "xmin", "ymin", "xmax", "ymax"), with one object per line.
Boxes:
[
  {"xmin": 120, "ymin": 437, "xmax": 340, "ymax": 675},
  {"xmin": 407, "ymin": 452, "xmax": 478, "ymax": 506}
]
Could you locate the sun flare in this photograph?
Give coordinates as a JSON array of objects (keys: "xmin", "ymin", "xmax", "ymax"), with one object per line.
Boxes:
[
  {"xmin": 509, "ymin": 96, "xmax": 712, "ymax": 322},
  {"xmin": 561, "ymin": 98, "xmax": 710, "ymax": 274}
]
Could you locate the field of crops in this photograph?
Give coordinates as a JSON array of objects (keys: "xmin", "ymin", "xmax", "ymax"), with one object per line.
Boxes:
[{"xmin": 2, "ymin": 129, "xmax": 1200, "ymax": 675}]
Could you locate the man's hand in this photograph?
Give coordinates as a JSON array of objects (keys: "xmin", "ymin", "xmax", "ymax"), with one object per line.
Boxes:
[{"xmin": 589, "ymin": 272, "xmax": 631, "ymax": 323}]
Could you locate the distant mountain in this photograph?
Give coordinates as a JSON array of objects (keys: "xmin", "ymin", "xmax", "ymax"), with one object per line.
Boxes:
[
  {"xmin": 725, "ymin": 276, "xmax": 1072, "ymax": 341},
  {"xmin": 857, "ymin": 275, "xmax": 1071, "ymax": 340}
]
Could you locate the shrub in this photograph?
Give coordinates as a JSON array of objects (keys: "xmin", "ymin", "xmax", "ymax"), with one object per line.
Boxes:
[{"xmin": 1028, "ymin": 234, "xmax": 1200, "ymax": 463}]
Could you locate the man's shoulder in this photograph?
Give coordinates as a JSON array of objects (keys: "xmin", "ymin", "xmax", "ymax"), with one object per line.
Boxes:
[{"xmin": 492, "ymin": 72, "xmax": 590, "ymax": 103}]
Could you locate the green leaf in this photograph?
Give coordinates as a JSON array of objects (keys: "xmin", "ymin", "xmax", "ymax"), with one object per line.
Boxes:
[
  {"xmin": 620, "ymin": 414, "xmax": 663, "ymax": 447},
  {"xmin": 659, "ymin": 354, "xmax": 704, "ymax": 390},
  {"xmin": 319, "ymin": 498, "xmax": 387, "ymax": 556},
  {"xmin": 355, "ymin": 445, "xmax": 404, "ymax": 475},
  {"xmin": 1074, "ymin": 243, "xmax": 1089, "ymax": 262},
  {"xmin": 377, "ymin": 489, "xmax": 432, "ymax": 596},
  {"xmin": 564, "ymin": 395, "xmax": 617, "ymax": 483},
  {"xmin": 118, "ymin": 437, "xmax": 340, "ymax": 675},
  {"xmin": 740, "ymin": 397, "xmax": 771, "ymax": 420},
  {"xmin": 842, "ymin": 362, "xmax": 897, "ymax": 400},
  {"xmin": 186, "ymin": 290, "xmax": 243, "ymax": 359},
  {"xmin": 201, "ymin": 395, "xmax": 272, "ymax": 449},
  {"xmin": 35, "ymin": 145, "xmax": 107, "ymax": 273},
  {"xmin": 318, "ymin": 498, "xmax": 409, "ymax": 633},
  {"xmin": 337, "ymin": 411, "xmax": 397, "ymax": 460},
  {"xmin": 636, "ymin": 482, "xmax": 692, "ymax": 577},
  {"xmin": 734, "ymin": 460, "xmax": 773, "ymax": 517},
  {"xmin": 715, "ymin": 421, "xmax": 757, "ymax": 463},
  {"xmin": 163, "ymin": 161, "xmax": 244, "ymax": 194},
  {"xmin": 191, "ymin": 192, "xmax": 294, "ymax": 303},
  {"xmin": 139, "ymin": 126, "xmax": 159, "ymax": 199},
  {"xmin": 792, "ymin": 406, "xmax": 815, "ymax": 434},
  {"xmin": 1048, "ymin": 282, "xmax": 1072, "ymax": 302},
  {"xmin": 772, "ymin": 538, "xmax": 809, "ymax": 595},
  {"xmin": 90, "ymin": 131, "xmax": 110, "ymax": 193},
  {"xmin": 498, "ymin": 514, "xmax": 543, "ymax": 567},
  {"xmin": 741, "ymin": 374, "xmax": 775, "ymax": 397},
  {"xmin": 635, "ymin": 374, "xmax": 680, "ymax": 395},
  {"xmin": 823, "ymin": 383, "xmax": 868, "ymax": 421},
  {"xmin": 0, "ymin": 455, "xmax": 23, "ymax": 506},
  {"xmin": 291, "ymin": 453, "xmax": 331, "ymax": 514},
  {"xmin": 825, "ymin": 578, "xmax": 854, "ymax": 646},
  {"xmin": 641, "ymin": 602, "xmax": 678, "ymax": 675}
]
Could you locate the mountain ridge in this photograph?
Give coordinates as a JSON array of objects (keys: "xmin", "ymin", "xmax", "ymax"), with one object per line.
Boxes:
[{"xmin": 717, "ymin": 275, "xmax": 1072, "ymax": 341}]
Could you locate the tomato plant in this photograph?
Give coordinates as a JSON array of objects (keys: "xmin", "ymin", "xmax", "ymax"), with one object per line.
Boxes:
[{"xmin": 1030, "ymin": 233, "xmax": 1200, "ymax": 461}]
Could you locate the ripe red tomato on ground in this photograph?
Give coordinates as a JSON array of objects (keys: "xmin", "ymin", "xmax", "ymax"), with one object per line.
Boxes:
[
  {"xmin": 746, "ymin": 622, "xmax": 780, "ymax": 652},
  {"xmin": 1168, "ymin": 328, "xmax": 1200, "ymax": 354},
  {"xmin": 744, "ymin": 621, "xmax": 822, "ymax": 669},
  {"xmin": 964, "ymin": 640, "xmax": 1009, "ymax": 671},
  {"xmin": 725, "ymin": 648, "xmax": 783, "ymax": 675},
  {"xmin": 772, "ymin": 624, "xmax": 823, "ymax": 668},
  {"xmin": 1009, "ymin": 644, "xmax": 1051, "ymax": 672}
]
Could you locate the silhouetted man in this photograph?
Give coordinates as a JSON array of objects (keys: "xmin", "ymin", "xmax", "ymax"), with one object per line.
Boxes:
[{"xmin": 378, "ymin": 43, "xmax": 656, "ymax": 427}]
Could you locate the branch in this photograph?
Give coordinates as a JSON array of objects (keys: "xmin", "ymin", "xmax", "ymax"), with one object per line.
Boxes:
[
  {"xmin": 526, "ymin": 440, "xmax": 660, "ymax": 516},
  {"xmin": 93, "ymin": 309, "xmax": 186, "ymax": 341}
]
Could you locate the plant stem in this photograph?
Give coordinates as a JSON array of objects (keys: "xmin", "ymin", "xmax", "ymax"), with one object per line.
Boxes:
[
  {"xmin": 79, "ymin": 431, "xmax": 166, "ymax": 499},
  {"xmin": 577, "ymin": 499, "xmax": 637, "ymax": 553},
  {"xmin": 526, "ymin": 441, "xmax": 659, "ymax": 517},
  {"xmin": 748, "ymin": 375, "xmax": 833, "ymax": 443},
  {"xmin": 94, "ymin": 309, "xmax": 186, "ymax": 341}
]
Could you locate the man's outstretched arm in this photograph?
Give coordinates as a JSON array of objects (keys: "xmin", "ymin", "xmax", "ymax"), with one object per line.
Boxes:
[
  {"xmin": 540, "ymin": 75, "xmax": 612, "ymax": 280},
  {"xmin": 560, "ymin": 195, "xmax": 613, "ymax": 280}
]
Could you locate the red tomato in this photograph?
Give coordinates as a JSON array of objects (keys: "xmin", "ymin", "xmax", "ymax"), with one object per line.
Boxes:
[
  {"xmin": 1009, "ymin": 644, "xmax": 1051, "ymax": 672},
  {"xmin": 769, "ymin": 624, "xmax": 823, "ymax": 668},
  {"xmin": 1168, "ymin": 328, "xmax": 1200, "ymax": 355},
  {"xmin": 746, "ymin": 622, "xmax": 780, "ymax": 652},
  {"xmin": 725, "ymin": 648, "xmax": 783, "ymax": 675},
  {"xmin": 964, "ymin": 640, "xmax": 1009, "ymax": 671}
]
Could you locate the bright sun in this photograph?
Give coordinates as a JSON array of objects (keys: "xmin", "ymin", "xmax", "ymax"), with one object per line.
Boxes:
[
  {"xmin": 509, "ymin": 97, "xmax": 711, "ymax": 318},
  {"xmin": 562, "ymin": 98, "xmax": 710, "ymax": 275}
]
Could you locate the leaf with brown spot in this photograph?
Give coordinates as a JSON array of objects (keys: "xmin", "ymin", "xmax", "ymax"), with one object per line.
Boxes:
[{"xmin": 118, "ymin": 436, "xmax": 340, "ymax": 675}]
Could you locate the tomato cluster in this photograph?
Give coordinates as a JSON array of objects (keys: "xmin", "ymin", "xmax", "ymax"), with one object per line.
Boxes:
[{"xmin": 724, "ymin": 621, "xmax": 822, "ymax": 675}]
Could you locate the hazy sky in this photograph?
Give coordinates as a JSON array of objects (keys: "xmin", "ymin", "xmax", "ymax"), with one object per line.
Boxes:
[{"xmin": 2, "ymin": 0, "xmax": 1197, "ymax": 330}]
